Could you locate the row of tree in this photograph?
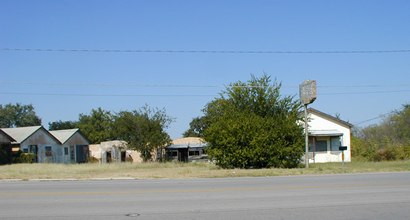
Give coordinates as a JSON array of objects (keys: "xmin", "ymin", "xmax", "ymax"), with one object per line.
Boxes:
[
  {"xmin": 352, "ymin": 105, "xmax": 410, "ymax": 161},
  {"xmin": 1, "ymin": 75, "xmax": 306, "ymax": 168},
  {"xmin": 52, "ymin": 106, "xmax": 173, "ymax": 161},
  {"xmin": 5, "ymin": 74, "xmax": 407, "ymax": 167}
]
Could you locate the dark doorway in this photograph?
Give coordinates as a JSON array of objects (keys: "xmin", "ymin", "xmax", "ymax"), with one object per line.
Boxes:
[
  {"xmin": 75, "ymin": 145, "xmax": 89, "ymax": 163},
  {"xmin": 0, "ymin": 144, "xmax": 12, "ymax": 165}
]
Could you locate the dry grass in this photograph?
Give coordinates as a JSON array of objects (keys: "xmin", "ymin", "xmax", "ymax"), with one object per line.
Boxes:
[{"xmin": 1, "ymin": 160, "xmax": 409, "ymax": 180}]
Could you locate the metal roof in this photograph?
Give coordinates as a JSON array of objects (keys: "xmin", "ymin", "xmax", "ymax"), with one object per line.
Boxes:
[
  {"xmin": 49, "ymin": 129, "xmax": 80, "ymax": 144},
  {"xmin": 1, "ymin": 126, "xmax": 43, "ymax": 144},
  {"xmin": 309, "ymin": 130, "xmax": 343, "ymax": 137},
  {"xmin": 0, "ymin": 129, "xmax": 15, "ymax": 142},
  {"xmin": 168, "ymin": 142, "xmax": 207, "ymax": 149},
  {"xmin": 308, "ymin": 108, "xmax": 353, "ymax": 128}
]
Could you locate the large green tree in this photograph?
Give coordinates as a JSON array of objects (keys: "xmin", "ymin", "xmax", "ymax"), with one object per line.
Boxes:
[
  {"xmin": 183, "ymin": 116, "xmax": 207, "ymax": 138},
  {"xmin": 0, "ymin": 103, "xmax": 41, "ymax": 128},
  {"xmin": 113, "ymin": 106, "xmax": 172, "ymax": 161},
  {"xmin": 202, "ymin": 75, "xmax": 304, "ymax": 168},
  {"xmin": 77, "ymin": 108, "xmax": 114, "ymax": 144}
]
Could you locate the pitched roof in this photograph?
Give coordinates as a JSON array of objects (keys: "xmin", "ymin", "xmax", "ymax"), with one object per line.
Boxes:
[
  {"xmin": 49, "ymin": 128, "xmax": 80, "ymax": 144},
  {"xmin": 1, "ymin": 126, "xmax": 43, "ymax": 143},
  {"xmin": 308, "ymin": 108, "xmax": 353, "ymax": 128},
  {"xmin": 0, "ymin": 129, "xmax": 15, "ymax": 142}
]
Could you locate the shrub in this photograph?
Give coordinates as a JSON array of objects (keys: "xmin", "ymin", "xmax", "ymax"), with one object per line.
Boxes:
[{"xmin": 13, "ymin": 151, "xmax": 36, "ymax": 163}]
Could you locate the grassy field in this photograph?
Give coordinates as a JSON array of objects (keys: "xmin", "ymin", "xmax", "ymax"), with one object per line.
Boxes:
[{"xmin": 1, "ymin": 160, "xmax": 409, "ymax": 180}]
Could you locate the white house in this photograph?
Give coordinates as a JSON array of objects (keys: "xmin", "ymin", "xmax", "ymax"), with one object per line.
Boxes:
[
  {"xmin": 49, "ymin": 129, "xmax": 90, "ymax": 163},
  {"xmin": 307, "ymin": 108, "xmax": 352, "ymax": 163},
  {"xmin": 1, "ymin": 126, "xmax": 61, "ymax": 163}
]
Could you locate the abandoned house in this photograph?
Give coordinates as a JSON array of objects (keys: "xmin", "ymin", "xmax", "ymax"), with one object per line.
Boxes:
[
  {"xmin": 166, "ymin": 137, "xmax": 208, "ymax": 162},
  {"xmin": 1, "ymin": 126, "xmax": 61, "ymax": 163},
  {"xmin": 49, "ymin": 128, "xmax": 90, "ymax": 163},
  {"xmin": 307, "ymin": 108, "xmax": 352, "ymax": 163},
  {"xmin": 1, "ymin": 126, "xmax": 90, "ymax": 164}
]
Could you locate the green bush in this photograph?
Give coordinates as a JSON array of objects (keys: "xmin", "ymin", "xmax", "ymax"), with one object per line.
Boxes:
[
  {"xmin": 204, "ymin": 75, "xmax": 304, "ymax": 169},
  {"xmin": 13, "ymin": 151, "xmax": 36, "ymax": 163}
]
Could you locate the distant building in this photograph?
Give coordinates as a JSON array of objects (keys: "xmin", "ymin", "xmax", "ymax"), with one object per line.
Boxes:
[
  {"xmin": 166, "ymin": 137, "xmax": 208, "ymax": 162},
  {"xmin": 89, "ymin": 140, "xmax": 147, "ymax": 163},
  {"xmin": 1, "ymin": 126, "xmax": 89, "ymax": 164},
  {"xmin": 307, "ymin": 108, "xmax": 352, "ymax": 163},
  {"xmin": 49, "ymin": 129, "xmax": 90, "ymax": 163},
  {"xmin": 1, "ymin": 126, "xmax": 60, "ymax": 163}
]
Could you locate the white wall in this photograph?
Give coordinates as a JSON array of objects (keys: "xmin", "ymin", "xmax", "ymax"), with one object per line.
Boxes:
[{"xmin": 308, "ymin": 112, "xmax": 351, "ymax": 163}]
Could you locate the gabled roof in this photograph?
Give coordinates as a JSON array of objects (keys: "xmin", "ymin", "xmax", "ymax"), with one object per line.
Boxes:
[
  {"xmin": 49, "ymin": 128, "xmax": 81, "ymax": 144},
  {"xmin": 0, "ymin": 129, "xmax": 15, "ymax": 142},
  {"xmin": 308, "ymin": 108, "xmax": 353, "ymax": 128},
  {"xmin": 1, "ymin": 126, "xmax": 44, "ymax": 144}
]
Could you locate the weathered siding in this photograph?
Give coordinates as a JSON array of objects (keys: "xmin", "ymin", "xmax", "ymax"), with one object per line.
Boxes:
[
  {"xmin": 20, "ymin": 129, "xmax": 61, "ymax": 163},
  {"xmin": 60, "ymin": 132, "xmax": 89, "ymax": 163}
]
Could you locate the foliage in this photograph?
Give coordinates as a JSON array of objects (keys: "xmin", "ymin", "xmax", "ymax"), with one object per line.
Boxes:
[
  {"xmin": 183, "ymin": 116, "xmax": 207, "ymax": 137},
  {"xmin": 113, "ymin": 106, "xmax": 173, "ymax": 161},
  {"xmin": 12, "ymin": 151, "xmax": 36, "ymax": 163},
  {"xmin": 352, "ymin": 104, "xmax": 410, "ymax": 161},
  {"xmin": 202, "ymin": 74, "xmax": 304, "ymax": 168},
  {"xmin": 0, "ymin": 103, "xmax": 41, "ymax": 128},
  {"xmin": 49, "ymin": 120, "xmax": 78, "ymax": 130},
  {"xmin": 77, "ymin": 108, "xmax": 115, "ymax": 144}
]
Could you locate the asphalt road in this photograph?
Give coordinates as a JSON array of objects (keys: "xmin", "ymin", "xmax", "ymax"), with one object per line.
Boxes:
[{"xmin": 1, "ymin": 172, "xmax": 410, "ymax": 220}]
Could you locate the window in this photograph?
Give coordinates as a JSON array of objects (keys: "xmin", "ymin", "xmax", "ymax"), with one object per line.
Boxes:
[
  {"xmin": 315, "ymin": 140, "xmax": 328, "ymax": 152},
  {"xmin": 29, "ymin": 145, "xmax": 38, "ymax": 154},
  {"xmin": 168, "ymin": 151, "xmax": 178, "ymax": 158},
  {"xmin": 45, "ymin": 146, "xmax": 52, "ymax": 157},
  {"xmin": 189, "ymin": 151, "xmax": 200, "ymax": 156},
  {"xmin": 70, "ymin": 146, "xmax": 75, "ymax": 161},
  {"xmin": 64, "ymin": 147, "xmax": 69, "ymax": 155},
  {"xmin": 330, "ymin": 137, "xmax": 341, "ymax": 151},
  {"xmin": 23, "ymin": 148, "xmax": 29, "ymax": 153}
]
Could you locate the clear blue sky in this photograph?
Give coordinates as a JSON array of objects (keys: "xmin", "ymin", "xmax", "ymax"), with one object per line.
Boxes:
[{"xmin": 1, "ymin": 0, "xmax": 410, "ymax": 138}]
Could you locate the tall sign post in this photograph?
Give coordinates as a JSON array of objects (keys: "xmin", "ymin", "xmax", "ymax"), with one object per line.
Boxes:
[{"xmin": 299, "ymin": 80, "xmax": 317, "ymax": 168}]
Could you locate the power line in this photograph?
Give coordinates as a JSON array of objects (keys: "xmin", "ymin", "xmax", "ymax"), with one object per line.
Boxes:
[
  {"xmin": 2, "ymin": 48, "xmax": 410, "ymax": 54},
  {"xmin": 0, "ymin": 92, "xmax": 216, "ymax": 97},
  {"xmin": 319, "ymin": 90, "xmax": 410, "ymax": 95},
  {"xmin": 2, "ymin": 89, "xmax": 410, "ymax": 98},
  {"xmin": 353, "ymin": 111, "xmax": 397, "ymax": 126},
  {"xmin": 1, "ymin": 81, "xmax": 410, "ymax": 89}
]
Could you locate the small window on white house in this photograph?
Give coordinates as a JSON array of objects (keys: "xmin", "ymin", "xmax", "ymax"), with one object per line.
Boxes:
[
  {"xmin": 64, "ymin": 147, "xmax": 69, "ymax": 155},
  {"xmin": 330, "ymin": 137, "xmax": 341, "ymax": 151},
  {"xmin": 315, "ymin": 140, "xmax": 328, "ymax": 152}
]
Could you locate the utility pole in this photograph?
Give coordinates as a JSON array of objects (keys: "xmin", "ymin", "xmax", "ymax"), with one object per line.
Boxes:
[
  {"xmin": 299, "ymin": 80, "xmax": 317, "ymax": 168},
  {"xmin": 303, "ymin": 104, "xmax": 309, "ymax": 168}
]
